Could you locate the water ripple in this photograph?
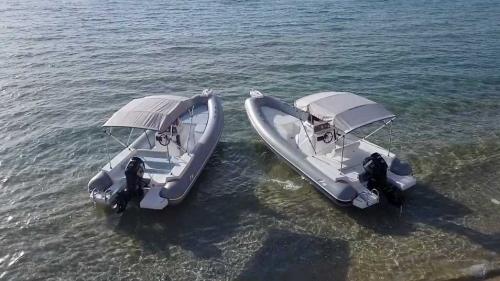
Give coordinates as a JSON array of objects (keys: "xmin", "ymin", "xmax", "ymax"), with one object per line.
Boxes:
[{"xmin": 0, "ymin": 0, "xmax": 499, "ymax": 280}]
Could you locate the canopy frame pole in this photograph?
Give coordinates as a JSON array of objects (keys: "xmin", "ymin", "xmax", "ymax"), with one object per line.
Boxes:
[
  {"xmin": 126, "ymin": 128, "xmax": 134, "ymax": 146},
  {"xmin": 340, "ymin": 135, "xmax": 345, "ymax": 170},
  {"xmin": 166, "ymin": 135, "xmax": 171, "ymax": 164},
  {"xmin": 300, "ymin": 119, "xmax": 316, "ymax": 155},
  {"xmin": 169, "ymin": 123, "xmax": 187, "ymax": 155},
  {"xmin": 145, "ymin": 129, "xmax": 153, "ymax": 149},
  {"xmin": 362, "ymin": 118, "xmax": 395, "ymax": 141},
  {"xmin": 106, "ymin": 130, "xmax": 131, "ymax": 151},
  {"xmin": 105, "ymin": 129, "xmax": 112, "ymax": 169},
  {"xmin": 186, "ymin": 106, "xmax": 194, "ymax": 155},
  {"xmin": 388, "ymin": 121, "xmax": 393, "ymax": 156}
]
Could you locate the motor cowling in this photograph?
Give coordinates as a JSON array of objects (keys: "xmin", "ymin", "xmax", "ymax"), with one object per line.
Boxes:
[
  {"xmin": 362, "ymin": 152, "xmax": 387, "ymax": 182},
  {"xmin": 114, "ymin": 157, "xmax": 146, "ymax": 213},
  {"xmin": 359, "ymin": 153, "xmax": 403, "ymax": 205}
]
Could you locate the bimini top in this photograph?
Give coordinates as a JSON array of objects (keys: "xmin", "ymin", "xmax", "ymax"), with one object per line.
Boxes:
[
  {"xmin": 294, "ymin": 92, "xmax": 395, "ymax": 133},
  {"xmin": 103, "ymin": 95, "xmax": 192, "ymax": 132}
]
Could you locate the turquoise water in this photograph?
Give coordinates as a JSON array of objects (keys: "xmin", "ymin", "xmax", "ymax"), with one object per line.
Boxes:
[{"xmin": 1, "ymin": 0, "xmax": 500, "ymax": 280}]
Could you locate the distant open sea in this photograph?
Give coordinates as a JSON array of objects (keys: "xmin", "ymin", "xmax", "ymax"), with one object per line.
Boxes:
[{"xmin": 1, "ymin": 0, "xmax": 500, "ymax": 280}]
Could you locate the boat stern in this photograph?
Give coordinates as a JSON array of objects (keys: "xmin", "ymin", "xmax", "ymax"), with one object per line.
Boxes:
[
  {"xmin": 88, "ymin": 170, "xmax": 118, "ymax": 207},
  {"xmin": 388, "ymin": 172, "xmax": 417, "ymax": 191},
  {"xmin": 140, "ymin": 186, "xmax": 169, "ymax": 210},
  {"xmin": 89, "ymin": 189, "xmax": 114, "ymax": 206},
  {"xmin": 352, "ymin": 191, "xmax": 380, "ymax": 209}
]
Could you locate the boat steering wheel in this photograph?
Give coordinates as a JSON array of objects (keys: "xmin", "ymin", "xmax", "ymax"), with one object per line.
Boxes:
[
  {"xmin": 156, "ymin": 133, "xmax": 170, "ymax": 146},
  {"xmin": 323, "ymin": 131, "xmax": 334, "ymax": 144}
]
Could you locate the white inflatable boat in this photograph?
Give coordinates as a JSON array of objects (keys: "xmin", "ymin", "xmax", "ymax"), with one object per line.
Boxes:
[
  {"xmin": 88, "ymin": 89, "xmax": 223, "ymax": 212},
  {"xmin": 245, "ymin": 90, "xmax": 416, "ymax": 209}
]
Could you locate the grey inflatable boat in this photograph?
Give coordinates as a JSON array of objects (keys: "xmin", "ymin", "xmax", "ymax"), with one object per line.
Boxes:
[
  {"xmin": 88, "ymin": 89, "xmax": 223, "ymax": 212},
  {"xmin": 245, "ymin": 90, "xmax": 416, "ymax": 208}
]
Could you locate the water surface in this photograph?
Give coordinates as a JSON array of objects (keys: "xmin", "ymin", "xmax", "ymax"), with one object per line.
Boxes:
[{"xmin": 1, "ymin": 0, "xmax": 500, "ymax": 280}]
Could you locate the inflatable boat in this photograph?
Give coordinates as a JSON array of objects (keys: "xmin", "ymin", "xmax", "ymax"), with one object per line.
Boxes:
[
  {"xmin": 88, "ymin": 89, "xmax": 223, "ymax": 212},
  {"xmin": 245, "ymin": 90, "xmax": 416, "ymax": 208}
]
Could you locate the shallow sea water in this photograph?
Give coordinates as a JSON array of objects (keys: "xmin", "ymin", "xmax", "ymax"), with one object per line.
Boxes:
[{"xmin": 0, "ymin": 0, "xmax": 500, "ymax": 280}]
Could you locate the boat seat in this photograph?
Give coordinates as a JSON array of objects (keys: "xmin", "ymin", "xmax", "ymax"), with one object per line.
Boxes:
[
  {"xmin": 135, "ymin": 149, "xmax": 176, "ymax": 170},
  {"xmin": 136, "ymin": 151, "xmax": 175, "ymax": 185},
  {"xmin": 144, "ymin": 157, "xmax": 189, "ymax": 185},
  {"xmin": 333, "ymin": 141, "xmax": 360, "ymax": 155},
  {"xmin": 142, "ymin": 156, "xmax": 174, "ymax": 171},
  {"xmin": 195, "ymin": 123, "xmax": 206, "ymax": 133},
  {"xmin": 135, "ymin": 149, "xmax": 163, "ymax": 157},
  {"xmin": 170, "ymin": 153, "xmax": 191, "ymax": 164},
  {"xmin": 144, "ymin": 168, "xmax": 171, "ymax": 175},
  {"xmin": 171, "ymin": 155, "xmax": 185, "ymax": 164},
  {"xmin": 164, "ymin": 154, "xmax": 191, "ymax": 180},
  {"xmin": 180, "ymin": 153, "xmax": 192, "ymax": 163},
  {"xmin": 170, "ymin": 164, "xmax": 186, "ymax": 177}
]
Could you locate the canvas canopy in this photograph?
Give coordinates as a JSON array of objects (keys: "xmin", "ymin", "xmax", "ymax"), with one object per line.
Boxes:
[
  {"xmin": 294, "ymin": 92, "xmax": 395, "ymax": 133},
  {"xmin": 103, "ymin": 95, "xmax": 192, "ymax": 132}
]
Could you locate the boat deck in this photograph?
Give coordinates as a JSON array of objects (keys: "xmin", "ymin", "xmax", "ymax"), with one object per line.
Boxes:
[
  {"xmin": 260, "ymin": 103, "xmax": 397, "ymax": 192},
  {"xmin": 102, "ymin": 103, "xmax": 209, "ymax": 188}
]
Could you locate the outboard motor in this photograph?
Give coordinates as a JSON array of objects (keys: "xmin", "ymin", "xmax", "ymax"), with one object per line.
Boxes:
[
  {"xmin": 114, "ymin": 157, "xmax": 147, "ymax": 213},
  {"xmin": 359, "ymin": 153, "xmax": 403, "ymax": 205}
]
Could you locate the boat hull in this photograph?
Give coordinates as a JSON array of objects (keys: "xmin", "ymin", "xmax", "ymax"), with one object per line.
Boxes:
[
  {"xmin": 244, "ymin": 95, "xmax": 358, "ymax": 206},
  {"xmin": 88, "ymin": 92, "xmax": 224, "ymax": 211},
  {"xmin": 158, "ymin": 93, "xmax": 224, "ymax": 205}
]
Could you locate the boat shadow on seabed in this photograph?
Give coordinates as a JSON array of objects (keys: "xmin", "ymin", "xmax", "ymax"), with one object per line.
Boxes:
[
  {"xmin": 110, "ymin": 141, "xmax": 351, "ymax": 280},
  {"xmin": 346, "ymin": 142, "xmax": 500, "ymax": 267},
  {"xmin": 346, "ymin": 181, "xmax": 500, "ymax": 280},
  {"xmin": 347, "ymin": 183, "xmax": 500, "ymax": 252},
  {"xmin": 111, "ymin": 142, "xmax": 284, "ymax": 259},
  {"xmin": 236, "ymin": 229, "xmax": 349, "ymax": 281},
  {"xmin": 248, "ymin": 139, "xmax": 500, "ymax": 280}
]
